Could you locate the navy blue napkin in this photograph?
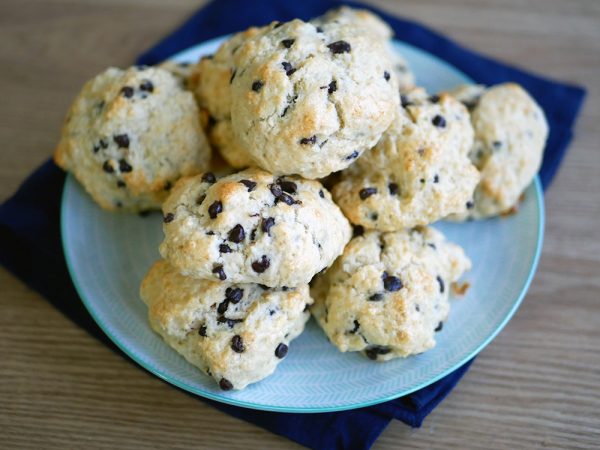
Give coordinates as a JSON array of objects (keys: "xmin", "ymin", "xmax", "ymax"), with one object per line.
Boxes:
[{"xmin": 1, "ymin": 1, "xmax": 585, "ymax": 449}]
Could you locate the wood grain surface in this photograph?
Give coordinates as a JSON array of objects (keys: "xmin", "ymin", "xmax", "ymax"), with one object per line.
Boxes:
[{"xmin": 1, "ymin": 0, "xmax": 599, "ymax": 448}]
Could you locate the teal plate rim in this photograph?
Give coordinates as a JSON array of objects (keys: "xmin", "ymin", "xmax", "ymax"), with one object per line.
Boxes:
[{"xmin": 60, "ymin": 38, "xmax": 546, "ymax": 413}]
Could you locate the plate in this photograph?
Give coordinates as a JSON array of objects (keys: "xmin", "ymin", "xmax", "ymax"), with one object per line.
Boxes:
[{"xmin": 61, "ymin": 37, "xmax": 545, "ymax": 413}]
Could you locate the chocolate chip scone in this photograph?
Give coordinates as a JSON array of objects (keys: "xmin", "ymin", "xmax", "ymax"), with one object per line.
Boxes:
[
  {"xmin": 311, "ymin": 226, "xmax": 471, "ymax": 360},
  {"xmin": 159, "ymin": 168, "xmax": 352, "ymax": 287},
  {"xmin": 332, "ymin": 88, "xmax": 479, "ymax": 230},
  {"xmin": 447, "ymin": 83, "xmax": 549, "ymax": 219},
  {"xmin": 54, "ymin": 66, "xmax": 211, "ymax": 212},
  {"xmin": 229, "ymin": 18, "xmax": 400, "ymax": 179},
  {"xmin": 140, "ymin": 260, "xmax": 312, "ymax": 390},
  {"xmin": 311, "ymin": 6, "xmax": 414, "ymax": 91}
]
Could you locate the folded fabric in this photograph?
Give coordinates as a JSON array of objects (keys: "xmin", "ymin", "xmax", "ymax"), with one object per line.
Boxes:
[{"xmin": 1, "ymin": 1, "xmax": 585, "ymax": 449}]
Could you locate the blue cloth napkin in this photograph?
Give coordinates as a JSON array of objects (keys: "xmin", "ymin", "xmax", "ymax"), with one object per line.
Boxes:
[{"xmin": 0, "ymin": 1, "xmax": 585, "ymax": 449}]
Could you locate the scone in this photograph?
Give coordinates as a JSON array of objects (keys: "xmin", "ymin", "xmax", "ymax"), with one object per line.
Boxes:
[
  {"xmin": 229, "ymin": 18, "xmax": 400, "ymax": 178},
  {"xmin": 54, "ymin": 66, "xmax": 211, "ymax": 212},
  {"xmin": 159, "ymin": 168, "xmax": 352, "ymax": 287},
  {"xmin": 332, "ymin": 88, "xmax": 479, "ymax": 230},
  {"xmin": 158, "ymin": 60, "xmax": 195, "ymax": 88},
  {"xmin": 311, "ymin": 6, "xmax": 415, "ymax": 91},
  {"xmin": 447, "ymin": 83, "xmax": 549, "ymax": 219},
  {"xmin": 140, "ymin": 260, "xmax": 312, "ymax": 390},
  {"xmin": 311, "ymin": 226, "xmax": 471, "ymax": 360}
]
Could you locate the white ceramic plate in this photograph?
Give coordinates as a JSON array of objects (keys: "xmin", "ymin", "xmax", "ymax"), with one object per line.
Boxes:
[{"xmin": 61, "ymin": 37, "xmax": 544, "ymax": 413}]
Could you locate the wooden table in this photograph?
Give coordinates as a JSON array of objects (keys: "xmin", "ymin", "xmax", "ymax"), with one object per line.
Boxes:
[{"xmin": 1, "ymin": 0, "xmax": 599, "ymax": 448}]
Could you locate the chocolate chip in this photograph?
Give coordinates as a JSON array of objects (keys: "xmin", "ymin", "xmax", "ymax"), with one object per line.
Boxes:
[
  {"xmin": 316, "ymin": 26, "xmax": 324, "ymax": 33},
  {"xmin": 274, "ymin": 343, "xmax": 288, "ymax": 359},
  {"xmin": 231, "ymin": 335, "xmax": 245, "ymax": 353},
  {"xmin": 219, "ymin": 378, "xmax": 233, "ymax": 390},
  {"xmin": 164, "ymin": 181, "xmax": 172, "ymax": 191},
  {"xmin": 219, "ymin": 244, "xmax": 231, "ymax": 253},
  {"xmin": 319, "ymin": 190, "xmax": 325, "ymax": 198},
  {"xmin": 198, "ymin": 325, "xmax": 207, "ymax": 337},
  {"xmin": 352, "ymin": 225, "xmax": 364, "ymax": 237},
  {"xmin": 429, "ymin": 94, "xmax": 440, "ymax": 103},
  {"xmin": 420, "ymin": 178, "xmax": 425, "ymax": 183},
  {"xmin": 359, "ymin": 187, "xmax": 377, "ymax": 200},
  {"xmin": 384, "ymin": 71, "xmax": 390, "ymax": 81},
  {"xmin": 276, "ymin": 193, "xmax": 295, "ymax": 205},
  {"xmin": 388, "ymin": 183, "xmax": 399, "ymax": 195},
  {"xmin": 217, "ymin": 300, "xmax": 229, "ymax": 314},
  {"xmin": 229, "ymin": 69, "xmax": 236, "ymax": 84},
  {"xmin": 368, "ymin": 293, "xmax": 383, "ymax": 301},
  {"xmin": 202, "ymin": 172, "xmax": 216, "ymax": 183},
  {"xmin": 350, "ymin": 320, "xmax": 360, "ymax": 334},
  {"xmin": 239, "ymin": 179, "xmax": 257, "ymax": 191},
  {"xmin": 102, "ymin": 161, "xmax": 114, "ymax": 173},
  {"xmin": 400, "ymin": 95, "xmax": 413, "ymax": 108},
  {"xmin": 299, "ymin": 135, "xmax": 317, "ymax": 145},
  {"xmin": 436, "ymin": 276, "xmax": 445, "ymax": 293},
  {"xmin": 225, "ymin": 287, "xmax": 243, "ymax": 303},
  {"xmin": 466, "ymin": 201, "xmax": 474, "ymax": 210},
  {"xmin": 139, "ymin": 80, "xmax": 154, "ymax": 92},
  {"xmin": 428, "ymin": 243, "xmax": 437, "ymax": 250},
  {"xmin": 345, "ymin": 150, "xmax": 359, "ymax": 160},
  {"xmin": 118, "ymin": 159, "xmax": 132, "ymax": 173},
  {"xmin": 228, "ymin": 224, "xmax": 245, "ymax": 243},
  {"xmin": 113, "ymin": 134, "xmax": 130, "ymax": 148},
  {"xmin": 435, "ymin": 322, "xmax": 443, "ymax": 332},
  {"xmin": 278, "ymin": 179, "xmax": 297, "ymax": 194},
  {"xmin": 120, "ymin": 86, "xmax": 134, "ymax": 98},
  {"xmin": 328, "ymin": 80, "xmax": 337, "ymax": 94},
  {"xmin": 433, "ymin": 174, "xmax": 439, "ymax": 183},
  {"xmin": 252, "ymin": 255, "xmax": 270, "ymax": 273},
  {"xmin": 251, "ymin": 80, "xmax": 263, "ymax": 92},
  {"xmin": 382, "ymin": 272, "xmax": 403, "ymax": 292},
  {"xmin": 493, "ymin": 140, "xmax": 502, "ymax": 149},
  {"xmin": 115, "ymin": 201, "xmax": 123, "ymax": 208},
  {"xmin": 365, "ymin": 346, "xmax": 391, "ymax": 360},
  {"xmin": 258, "ymin": 284, "xmax": 269, "ymax": 290},
  {"xmin": 281, "ymin": 61, "xmax": 296, "ymax": 76},
  {"xmin": 281, "ymin": 39, "xmax": 295, "ymax": 48},
  {"xmin": 197, "ymin": 194, "xmax": 206, "ymax": 205},
  {"xmin": 261, "ymin": 217, "xmax": 275, "ymax": 235},
  {"xmin": 163, "ymin": 213, "xmax": 174, "ymax": 223},
  {"xmin": 432, "ymin": 115, "xmax": 446, "ymax": 128},
  {"xmin": 208, "ymin": 201, "xmax": 223, "ymax": 219},
  {"xmin": 250, "ymin": 228, "xmax": 257, "ymax": 241},
  {"xmin": 117, "ymin": 180, "xmax": 126, "ymax": 188},
  {"xmin": 327, "ymin": 40, "xmax": 351, "ymax": 54},
  {"xmin": 270, "ymin": 184, "xmax": 283, "ymax": 198},
  {"xmin": 217, "ymin": 316, "xmax": 243, "ymax": 327},
  {"xmin": 212, "ymin": 264, "xmax": 226, "ymax": 280}
]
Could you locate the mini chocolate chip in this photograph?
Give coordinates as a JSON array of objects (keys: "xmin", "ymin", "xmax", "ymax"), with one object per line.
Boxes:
[
  {"xmin": 388, "ymin": 183, "xmax": 399, "ymax": 195},
  {"xmin": 415, "ymin": 304, "xmax": 421, "ymax": 312},
  {"xmin": 206, "ymin": 231, "xmax": 215, "ymax": 235},
  {"xmin": 281, "ymin": 61, "xmax": 296, "ymax": 76},
  {"xmin": 466, "ymin": 201, "xmax": 474, "ymax": 210},
  {"xmin": 328, "ymin": 80, "xmax": 337, "ymax": 94},
  {"xmin": 229, "ymin": 69, "xmax": 236, "ymax": 84},
  {"xmin": 212, "ymin": 264, "xmax": 226, "ymax": 280},
  {"xmin": 198, "ymin": 325, "xmax": 207, "ymax": 337},
  {"xmin": 319, "ymin": 190, "xmax": 325, "ymax": 198},
  {"xmin": 231, "ymin": 335, "xmax": 245, "ymax": 353},
  {"xmin": 197, "ymin": 194, "xmax": 206, "ymax": 205},
  {"xmin": 252, "ymin": 255, "xmax": 270, "ymax": 273},
  {"xmin": 217, "ymin": 299, "xmax": 229, "ymax": 314},
  {"xmin": 251, "ymin": 80, "xmax": 263, "ymax": 92},
  {"xmin": 276, "ymin": 193, "xmax": 295, "ymax": 205},
  {"xmin": 433, "ymin": 174, "xmax": 439, "ymax": 183},
  {"xmin": 139, "ymin": 80, "xmax": 153, "ymax": 92},
  {"xmin": 120, "ymin": 86, "xmax": 134, "ymax": 98},
  {"xmin": 228, "ymin": 224, "xmax": 245, "ymax": 243},
  {"xmin": 99, "ymin": 139, "xmax": 108, "ymax": 149},
  {"xmin": 428, "ymin": 243, "xmax": 437, "ymax": 250},
  {"xmin": 258, "ymin": 284, "xmax": 269, "ymax": 290},
  {"xmin": 217, "ymin": 316, "xmax": 243, "ymax": 327},
  {"xmin": 219, "ymin": 378, "xmax": 233, "ymax": 391},
  {"xmin": 359, "ymin": 187, "xmax": 377, "ymax": 200},
  {"xmin": 435, "ymin": 322, "xmax": 444, "ymax": 332},
  {"xmin": 384, "ymin": 71, "xmax": 390, "ymax": 81},
  {"xmin": 432, "ymin": 115, "xmax": 446, "ymax": 128},
  {"xmin": 316, "ymin": 26, "xmax": 323, "ymax": 33},
  {"xmin": 383, "ymin": 273, "xmax": 403, "ymax": 292},
  {"xmin": 493, "ymin": 140, "xmax": 502, "ymax": 149},
  {"xmin": 261, "ymin": 217, "xmax": 275, "ymax": 234},
  {"xmin": 352, "ymin": 225, "xmax": 365, "ymax": 237},
  {"xmin": 278, "ymin": 180, "xmax": 297, "ymax": 194},
  {"xmin": 420, "ymin": 178, "xmax": 425, "ymax": 183},
  {"xmin": 219, "ymin": 243, "xmax": 231, "ymax": 253},
  {"xmin": 368, "ymin": 293, "xmax": 384, "ymax": 301},
  {"xmin": 164, "ymin": 181, "xmax": 172, "ymax": 191},
  {"xmin": 225, "ymin": 287, "xmax": 243, "ymax": 303},
  {"xmin": 365, "ymin": 346, "xmax": 391, "ymax": 360},
  {"xmin": 208, "ymin": 201, "xmax": 223, "ymax": 219},
  {"xmin": 117, "ymin": 180, "xmax": 126, "ymax": 188},
  {"xmin": 345, "ymin": 150, "xmax": 359, "ymax": 160},
  {"xmin": 436, "ymin": 276, "xmax": 445, "ymax": 293},
  {"xmin": 299, "ymin": 135, "xmax": 317, "ymax": 145},
  {"xmin": 281, "ymin": 39, "xmax": 295, "ymax": 48},
  {"xmin": 118, "ymin": 159, "xmax": 132, "ymax": 173},
  {"xmin": 350, "ymin": 320, "xmax": 360, "ymax": 334},
  {"xmin": 239, "ymin": 179, "xmax": 257, "ymax": 191},
  {"xmin": 102, "ymin": 161, "xmax": 114, "ymax": 173},
  {"xmin": 327, "ymin": 40, "xmax": 351, "ymax": 54},
  {"xmin": 274, "ymin": 343, "xmax": 288, "ymax": 359},
  {"xmin": 163, "ymin": 213, "xmax": 175, "ymax": 223},
  {"xmin": 201, "ymin": 172, "xmax": 216, "ymax": 183},
  {"xmin": 113, "ymin": 134, "xmax": 130, "ymax": 148},
  {"xmin": 429, "ymin": 94, "xmax": 440, "ymax": 103},
  {"xmin": 250, "ymin": 228, "xmax": 257, "ymax": 241},
  {"xmin": 400, "ymin": 95, "xmax": 413, "ymax": 108},
  {"xmin": 370, "ymin": 213, "xmax": 378, "ymax": 221}
]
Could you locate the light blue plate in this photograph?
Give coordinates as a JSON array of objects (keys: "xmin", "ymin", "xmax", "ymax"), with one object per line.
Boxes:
[{"xmin": 61, "ymin": 38, "xmax": 544, "ymax": 413}]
